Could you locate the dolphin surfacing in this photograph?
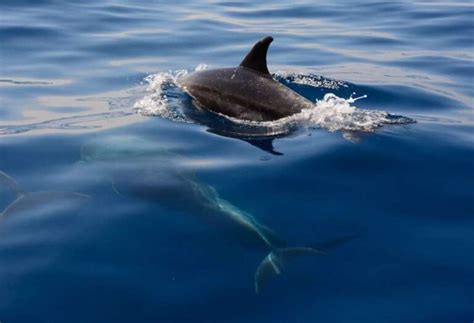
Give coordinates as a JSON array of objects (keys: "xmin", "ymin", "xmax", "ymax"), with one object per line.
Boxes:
[{"xmin": 178, "ymin": 36, "xmax": 314, "ymax": 122}]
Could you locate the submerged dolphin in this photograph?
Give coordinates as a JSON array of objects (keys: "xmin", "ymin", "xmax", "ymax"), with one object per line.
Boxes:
[
  {"xmin": 79, "ymin": 135, "xmax": 344, "ymax": 293},
  {"xmin": 178, "ymin": 36, "xmax": 314, "ymax": 122}
]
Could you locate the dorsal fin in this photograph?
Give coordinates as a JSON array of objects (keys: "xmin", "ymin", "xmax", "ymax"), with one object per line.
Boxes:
[{"xmin": 239, "ymin": 36, "xmax": 273, "ymax": 75}]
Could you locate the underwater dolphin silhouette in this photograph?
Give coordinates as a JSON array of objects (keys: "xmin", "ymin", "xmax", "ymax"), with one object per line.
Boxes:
[
  {"xmin": 178, "ymin": 36, "xmax": 314, "ymax": 122},
  {"xmin": 79, "ymin": 135, "xmax": 357, "ymax": 293}
]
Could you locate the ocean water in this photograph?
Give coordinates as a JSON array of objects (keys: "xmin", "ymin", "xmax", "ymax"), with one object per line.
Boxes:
[{"xmin": 0, "ymin": 0, "xmax": 473, "ymax": 322}]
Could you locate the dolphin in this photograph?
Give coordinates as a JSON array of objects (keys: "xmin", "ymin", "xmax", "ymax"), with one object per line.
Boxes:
[
  {"xmin": 78, "ymin": 135, "xmax": 360, "ymax": 293},
  {"xmin": 178, "ymin": 36, "xmax": 314, "ymax": 122},
  {"xmin": 111, "ymin": 166, "xmax": 328, "ymax": 293}
]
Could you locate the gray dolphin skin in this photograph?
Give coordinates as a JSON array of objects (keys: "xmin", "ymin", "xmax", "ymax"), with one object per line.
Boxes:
[{"xmin": 178, "ymin": 36, "xmax": 314, "ymax": 122}]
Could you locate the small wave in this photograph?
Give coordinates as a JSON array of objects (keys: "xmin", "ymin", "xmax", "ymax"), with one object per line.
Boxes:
[{"xmin": 134, "ymin": 66, "xmax": 414, "ymax": 133}]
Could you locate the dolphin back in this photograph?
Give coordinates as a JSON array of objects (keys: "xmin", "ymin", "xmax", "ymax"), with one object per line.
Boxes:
[
  {"xmin": 178, "ymin": 36, "xmax": 314, "ymax": 122},
  {"xmin": 179, "ymin": 67, "xmax": 313, "ymax": 122}
]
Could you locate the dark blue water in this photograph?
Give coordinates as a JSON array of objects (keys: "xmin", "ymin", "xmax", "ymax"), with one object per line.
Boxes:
[{"xmin": 1, "ymin": 1, "xmax": 473, "ymax": 322}]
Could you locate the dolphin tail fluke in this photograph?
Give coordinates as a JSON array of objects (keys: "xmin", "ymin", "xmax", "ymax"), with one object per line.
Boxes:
[
  {"xmin": 0, "ymin": 170, "xmax": 24, "ymax": 197},
  {"xmin": 254, "ymin": 247, "xmax": 325, "ymax": 294},
  {"xmin": 254, "ymin": 235, "xmax": 359, "ymax": 293}
]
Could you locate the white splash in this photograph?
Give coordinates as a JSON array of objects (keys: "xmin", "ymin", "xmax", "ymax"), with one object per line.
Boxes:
[
  {"xmin": 134, "ymin": 66, "xmax": 413, "ymax": 132},
  {"xmin": 216, "ymin": 92, "xmax": 412, "ymax": 132},
  {"xmin": 273, "ymin": 70, "xmax": 347, "ymax": 89},
  {"xmin": 194, "ymin": 63, "xmax": 208, "ymax": 71},
  {"xmin": 133, "ymin": 69, "xmax": 189, "ymax": 121}
]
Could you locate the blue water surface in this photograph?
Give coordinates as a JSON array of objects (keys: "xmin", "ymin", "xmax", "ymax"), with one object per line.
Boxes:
[{"xmin": 0, "ymin": 1, "xmax": 473, "ymax": 322}]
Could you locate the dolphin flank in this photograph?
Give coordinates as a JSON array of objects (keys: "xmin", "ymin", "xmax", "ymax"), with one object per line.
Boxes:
[{"xmin": 178, "ymin": 36, "xmax": 314, "ymax": 122}]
